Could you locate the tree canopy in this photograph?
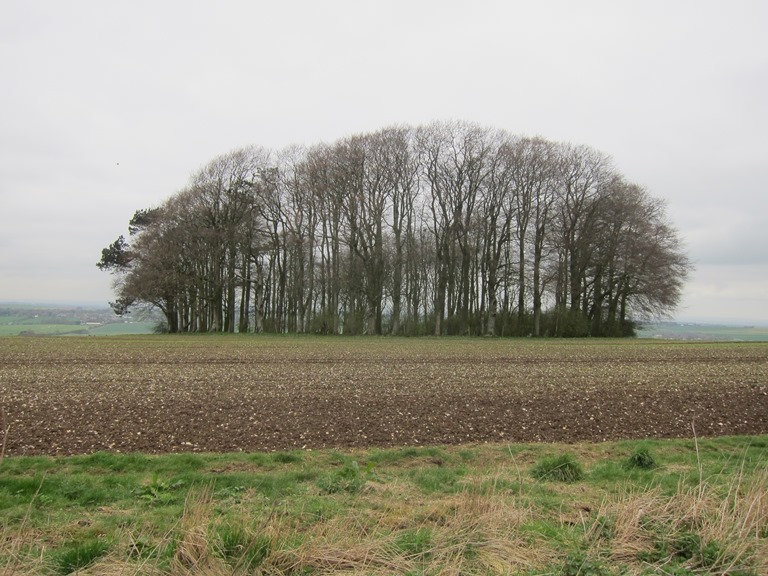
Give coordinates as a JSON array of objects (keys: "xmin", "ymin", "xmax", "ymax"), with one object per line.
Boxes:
[{"xmin": 98, "ymin": 121, "xmax": 691, "ymax": 336}]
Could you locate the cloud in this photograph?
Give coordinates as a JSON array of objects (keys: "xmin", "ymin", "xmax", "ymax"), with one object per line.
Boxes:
[
  {"xmin": 680, "ymin": 204, "xmax": 768, "ymax": 267},
  {"xmin": 1, "ymin": 0, "xmax": 766, "ymax": 324},
  {"xmin": 679, "ymin": 264, "xmax": 768, "ymax": 324}
]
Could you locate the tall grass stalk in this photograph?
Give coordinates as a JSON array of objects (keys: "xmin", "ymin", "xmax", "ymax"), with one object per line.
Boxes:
[
  {"xmin": 0, "ymin": 405, "xmax": 9, "ymax": 465},
  {"xmin": 0, "ymin": 474, "xmax": 46, "ymax": 576}
]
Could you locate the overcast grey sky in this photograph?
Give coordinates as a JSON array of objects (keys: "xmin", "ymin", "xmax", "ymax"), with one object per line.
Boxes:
[{"xmin": 1, "ymin": 0, "xmax": 766, "ymax": 324}]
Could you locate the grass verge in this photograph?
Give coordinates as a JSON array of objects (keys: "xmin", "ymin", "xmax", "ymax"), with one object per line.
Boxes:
[{"xmin": 0, "ymin": 436, "xmax": 766, "ymax": 575}]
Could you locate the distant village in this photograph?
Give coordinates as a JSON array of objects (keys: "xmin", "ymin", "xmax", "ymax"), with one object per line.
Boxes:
[{"xmin": 0, "ymin": 303, "xmax": 161, "ymax": 336}]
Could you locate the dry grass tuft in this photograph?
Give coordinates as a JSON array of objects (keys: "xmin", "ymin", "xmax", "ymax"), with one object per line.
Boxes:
[
  {"xmin": 265, "ymin": 480, "xmax": 542, "ymax": 575},
  {"xmin": 701, "ymin": 466, "xmax": 768, "ymax": 574},
  {"xmin": 588, "ymin": 465, "xmax": 768, "ymax": 574},
  {"xmin": 170, "ymin": 484, "xmax": 230, "ymax": 576},
  {"xmin": 77, "ymin": 554, "xmax": 165, "ymax": 576}
]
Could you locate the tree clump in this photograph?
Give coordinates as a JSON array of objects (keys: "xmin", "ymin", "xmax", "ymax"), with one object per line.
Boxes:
[{"xmin": 98, "ymin": 121, "xmax": 691, "ymax": 336}]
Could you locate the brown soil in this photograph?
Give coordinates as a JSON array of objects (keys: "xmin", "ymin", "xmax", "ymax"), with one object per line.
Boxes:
[{"xmin": 1, "ymin": 338, "xmax": 766, "ymax": 456}]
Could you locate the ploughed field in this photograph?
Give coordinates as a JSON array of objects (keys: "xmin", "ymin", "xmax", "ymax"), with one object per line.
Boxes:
[{"xmin": 1, "ymin": 336, "xmax": 766, "ymax": 456}]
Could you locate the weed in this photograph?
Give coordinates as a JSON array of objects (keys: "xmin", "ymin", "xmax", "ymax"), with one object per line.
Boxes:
[
  {"xmin": 253, "ymin": 469, "xmax": 314, "ymax": 498},
  {"xmin": 214, "ymin": 484, "xmax": 246, "ymax": 501},
  {"xmin": 171, "ymin": 484, "xmax": 227, "ymax": 573},
  {"xmin": 673, "ymin": 530, "xmax": 702, "ymax": 561},
  {"xmin": 59, "ymin": 476, "xmax": 111, "ymax": 506},
  {"xmin": 69, "ymin": 451, "xmax": 148, "ymax": 473},
  {"xmin": 368, "ymin": 446, "xmax": 448, "ymax": 466},
  {"xmin": 561, "ymin": 552, "xmax": 614, "ymax": 576},
  {"xmin": 608, "ymin": 464, "xmax": 768, "ymax": 575},
  {"xmin": 134, "ymin": 473, "xmax": 185, "ymax": 503},
  {"xmin": 626, "ymin": 447, "xmax": 658, "ymax": 470},
  {"xmin": 457, "ymin": 448, "xmax": 478, "ymax": 462},
  {"xmin": 651, "ymin": 532, "xmax": 752, "ymax": 573},
  {"xmin": 590, "ymin": 514, "xmax": 615, "ymax": 542},
  {"xmin": 531, "ymin": 453, "xmax": 585, "ymax": 483}
]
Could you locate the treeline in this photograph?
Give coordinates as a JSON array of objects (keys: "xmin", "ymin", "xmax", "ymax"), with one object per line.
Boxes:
[{"xmin": 98, "ymin": 121, "xmax": 691, "ymax": 336}]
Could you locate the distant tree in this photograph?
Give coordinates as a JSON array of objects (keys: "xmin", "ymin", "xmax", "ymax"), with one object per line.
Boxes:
[
  {"xmin": 276, "ymin": 146, "xmax": 316, "ymax": 333},
  {"xmin": 128, "ymin": 207, "xmax": 162, "ymax": 236},
  {"xmin": 477, "ymin": 132, "xmax": 515, "ymax": 336},
  {"xmin": 505, "ymin": 136, "xmax": 559, "ymax": 335},
  {"xmin": 186, "ymin": 146, "xmax": 269, "ymax": 332},
  {"xmin": 305, "ymin": 144, "xmax": 343, "ymax": 334},
  {"xmin": 551, "ymin": 143, "xmax": 613, "ymax": 335},
  {"xmin": 418, "ymin": 121, "xmax": 491, "ymax": 335},
  {"xmin": 377, "ymin": 126, "xmax": 419, "ymax": 335},
  {"xmin": 596, "ymin": 179, "xmax": 691, "ymax": 331},
  {"xmin": 96, "ymin": 235, "xmax": 132, "ymax": 272},
  {"xmin": 97, "ymin": 202, "xmax": 178, "ymax": 330}
]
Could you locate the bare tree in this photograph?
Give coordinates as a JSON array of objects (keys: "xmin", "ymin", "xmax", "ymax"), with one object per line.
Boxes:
[
  {"xmin": 597, "ymin": 179, "xmax": 691, "ymax": 331},
  {"xmin": 373, "ymin": 126, "xmax": 420, "ymax": 335},
  {"xmin": 478, "ymin": 132, "xmax": 515, "ymax": 336},
  {"xmin": 418, "ymin": 121, "xmax": 491, "ymax": 335},
  {"xmin": 507, "ymin": 137, "xmax": 559, "ymax": 336},
  {"xmin": 552, "ymin": 143, "xmax": 613, "ymax": 335}
]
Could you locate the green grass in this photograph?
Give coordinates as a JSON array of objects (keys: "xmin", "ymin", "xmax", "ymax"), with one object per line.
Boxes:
[
  {"xmin": 530, "ymin": 453, "xmax": 585, "ymax": 482},
  {"xmin": 1, "ymin": 437, "xmax": 766, "ymax": 575},
  {"xmin": 52, "ymin": 538, "xmax": 111, "ymax": 575}
]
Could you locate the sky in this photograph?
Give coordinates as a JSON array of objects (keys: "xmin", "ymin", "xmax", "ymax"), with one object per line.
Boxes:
[{"xmin": 1, "ymin": 0, "xmax": 766, "ymax": 324}]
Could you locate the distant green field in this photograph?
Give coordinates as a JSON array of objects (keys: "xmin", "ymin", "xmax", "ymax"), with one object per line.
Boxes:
[
  {"xmin": 0, "ymin": 321, "xmax": 156, "ymax": 337},
  {"xmin": 0, "ymin": 315, "xmax": 79, "ymax": 326},
  {"xmin": 0, "ymin": 323, "xmax": 89, "ymax": 336},
  {"xmin": 638, "ymin": 322, "xmax": 768, "ymax": 341}
]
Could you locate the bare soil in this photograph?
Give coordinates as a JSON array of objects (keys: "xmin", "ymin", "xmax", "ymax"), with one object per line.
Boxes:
[{"xmin": 1, "ymin": 337, "xmax": 766, "ymax": 456}]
